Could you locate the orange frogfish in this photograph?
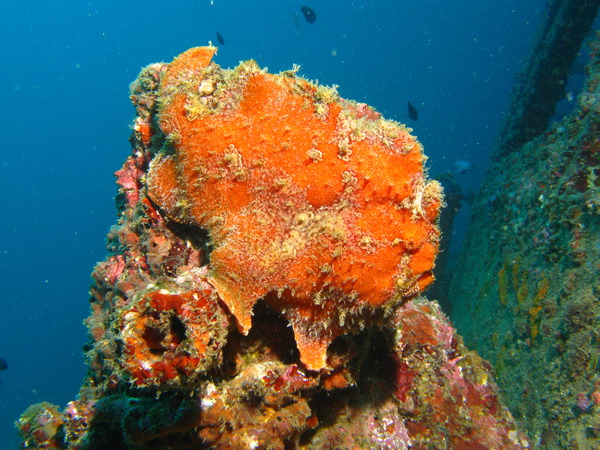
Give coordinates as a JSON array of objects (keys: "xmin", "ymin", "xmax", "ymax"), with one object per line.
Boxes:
[{"xmin": 147, "ymin": 46, "xmax": 443, "ymax": 370}]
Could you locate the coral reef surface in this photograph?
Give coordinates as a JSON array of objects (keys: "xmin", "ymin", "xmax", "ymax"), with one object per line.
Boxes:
[
  {"xmin": 17, "ymin": 47, "xmax": 526, "ymax": 449},
  {"xmin": 449, "ymin": 34, "xmax": 600, "ymax": 448}
]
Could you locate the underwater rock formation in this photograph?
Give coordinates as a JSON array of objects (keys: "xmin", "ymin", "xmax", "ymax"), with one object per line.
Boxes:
[
  {"xmin": 449, "ymin": 34, "xmax": 600, "ymax": 447},
  {"xmin": 17, "ymin": 47, "xmax": 527, "ymax": 449},
  {"xmin": 496, "ymin": 0, "xmax": 600, "ymax": 156}
]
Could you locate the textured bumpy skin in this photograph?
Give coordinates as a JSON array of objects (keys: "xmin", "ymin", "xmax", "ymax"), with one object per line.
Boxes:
[{"xmin": 147, "ymin": 47, "xmax": 442, "ymax": 370}]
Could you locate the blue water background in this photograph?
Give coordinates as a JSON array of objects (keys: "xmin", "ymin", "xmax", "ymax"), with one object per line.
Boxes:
[{"xmin": 0, "ymin": 0, "xmax": 552, "ymax": 445}]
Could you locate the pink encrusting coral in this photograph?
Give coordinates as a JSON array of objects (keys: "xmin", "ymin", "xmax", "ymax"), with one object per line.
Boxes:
[{"xmin": 17, "ymin": 47, "xmax": 528, "ymax": 449}]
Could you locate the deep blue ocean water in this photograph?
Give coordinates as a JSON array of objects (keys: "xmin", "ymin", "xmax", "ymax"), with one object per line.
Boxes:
[{"xmin": 0, "ymin": 0, "xmax": 553, "ymax": 446}]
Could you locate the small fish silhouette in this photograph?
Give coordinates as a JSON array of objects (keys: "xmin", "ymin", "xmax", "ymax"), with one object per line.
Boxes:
[
  {"xmin": 0, "ymin": 357, "xmax": 7, "ymax": 371},
  {"xmin": 301, "ymin": 6, "xmax": 317, "ymax": 24},
  {"xmin": 453, "ymin": 160, "xmax": 475, "ymax": 175},
  {"xmin": 407, "ymin": 102, "xmax": 418, "ymax": 121},
  {"xmin": 216, "ymin": 32, "xmax": 225, "ymax": 45}
]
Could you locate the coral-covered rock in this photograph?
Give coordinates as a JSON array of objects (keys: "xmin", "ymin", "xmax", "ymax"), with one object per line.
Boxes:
[
  {"xmin": 120, "ymin": 286, "xmax": 229, "ymax": 387},
  {"xmin": 448, "ymin": 33, "xmax": 600, "ymax": 447},
  {"xmin": 17, "ymin": 47, "xmax": 527, "ymax": 449},
  {"xmin": 393, "ymin": 300, "xmax": 527, "ymax": 448},
  {"xmin": 148, "ymin": 47, "xmax": 442, "ymax": 370},
  {"xmin": 17, "ymin": 403, "xmax": 65, "ymax": 449},
  {"xmin": 197, "ymin": 362, "xmax": 317, "ymax": 448}
]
